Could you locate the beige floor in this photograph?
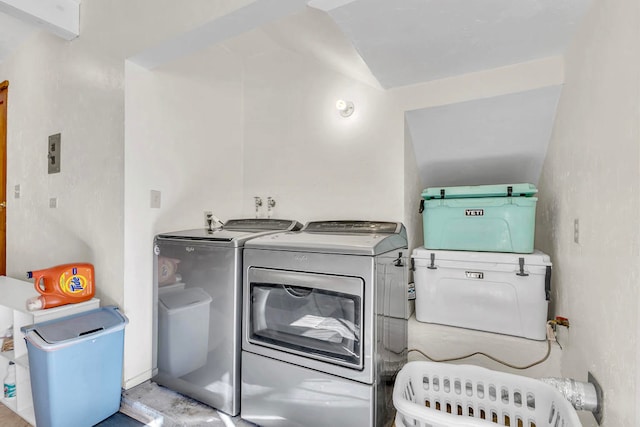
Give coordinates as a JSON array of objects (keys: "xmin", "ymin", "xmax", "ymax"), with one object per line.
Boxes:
[{"xmin": 0, "ymin": 404, "xmax": 31, "ymax": 427}]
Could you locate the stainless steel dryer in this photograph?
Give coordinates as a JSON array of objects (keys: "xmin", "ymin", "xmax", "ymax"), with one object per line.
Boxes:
[
  {"xmin": 241, "ymin": 220, "xmax": 409, "ymax": 427},
  {"xmin": 152, "ymin": 218, "xmax": 302, "ymax": 416}
]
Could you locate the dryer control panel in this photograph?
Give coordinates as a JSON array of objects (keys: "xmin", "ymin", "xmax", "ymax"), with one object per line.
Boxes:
[{"xmin": 303, "ymin": 221, "xmax": 401, "ymax": 234}]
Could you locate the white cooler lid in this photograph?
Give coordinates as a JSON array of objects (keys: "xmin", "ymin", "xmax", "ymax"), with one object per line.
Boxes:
[{"xmin": 412, "ymin": 247, "xmax": 551, "ymax": 267}]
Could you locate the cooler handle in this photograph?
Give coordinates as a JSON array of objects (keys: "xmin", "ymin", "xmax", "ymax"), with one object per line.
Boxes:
[
  {"xmin": 427, "ymin": 253, "xmax": 437, "ymax": 270},
  {"xmin": 419, "ymin": 199, "xmax": 424, "ymax": 213},
  {"xmin": 516, "ymin": 257, "xmax": 529, "ymax": 277},
  {"xmin": 545, "ymin": 266, "xmax": 552, "ymax": 301}
]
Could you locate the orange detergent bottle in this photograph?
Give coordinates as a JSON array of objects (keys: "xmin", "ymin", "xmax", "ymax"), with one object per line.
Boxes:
[{"xmin": 25, "ymin": 263, "xmax": 95, "ymax": 311}]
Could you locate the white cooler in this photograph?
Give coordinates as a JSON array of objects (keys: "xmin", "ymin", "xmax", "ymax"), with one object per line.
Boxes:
[{"xmin": 412, "ymin": 248, "xmax": 551, "ymax": 340}]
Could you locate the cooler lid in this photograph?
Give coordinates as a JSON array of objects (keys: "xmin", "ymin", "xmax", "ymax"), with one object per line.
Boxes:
[
  {"xmin": 22, "ymin": 306, "xmax": 127, "ymax": 345},
  {"xmin": 421, "ymin": 183, "xmax": 537, "ymax": 200},
  {"xmin": 412, "ymin": 247, "xmax": 551, "ymax": 267},
  {"xmin": 159, "ymin": 287, "xmax": 212, "ymax": 312}
]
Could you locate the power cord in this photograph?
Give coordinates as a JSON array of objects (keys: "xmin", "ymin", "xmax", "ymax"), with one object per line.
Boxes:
[{"xmin": 408, "ymin": 324, "xmax": 554, "ymax": 370}]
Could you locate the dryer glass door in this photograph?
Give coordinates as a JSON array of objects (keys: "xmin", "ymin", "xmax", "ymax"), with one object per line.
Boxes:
[{"xmin": 248, "ymin": 267, "xmax": 364, "ymax": 369}]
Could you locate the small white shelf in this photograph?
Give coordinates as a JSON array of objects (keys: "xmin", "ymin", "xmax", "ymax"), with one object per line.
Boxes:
[
  {"xmin": 0, "ymin": 275, "xmax": 100, "ymax": 426},
  {"xmin": 15, "ymin": 354, "xmax": 29, "ymax": 369},
  {"xmin": 0, "ymin": 350, "xmax": 15, "ymax": 362}
]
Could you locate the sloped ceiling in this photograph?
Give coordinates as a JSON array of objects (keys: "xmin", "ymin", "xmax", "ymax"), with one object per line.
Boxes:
[
  {"xmin": 325, "ymin": 0, "xmax": 592, "ymax": 89},
  {"xmin": 407, "ymin": 86, "xmax": 562, "ymax": 187}
]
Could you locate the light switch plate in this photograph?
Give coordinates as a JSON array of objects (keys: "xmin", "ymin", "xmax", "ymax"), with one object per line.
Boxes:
[
  {"xmin": 48, "ymin": 133, "xmax": 61, "ymax": 174},
  {"xmin": 150, "ymin": 190, "xmax": 161, "ymax": 209}
]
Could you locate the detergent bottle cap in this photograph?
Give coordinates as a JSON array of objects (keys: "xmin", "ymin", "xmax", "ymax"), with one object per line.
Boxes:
[{"xmin": 26, "ymin": 296, "xmax": 44, "ymax": 311}]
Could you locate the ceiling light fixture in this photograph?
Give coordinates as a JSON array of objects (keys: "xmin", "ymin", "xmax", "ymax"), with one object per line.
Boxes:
[{"xmin": 336, "ymin": 99, "xmax": 354, "ymax": 117}]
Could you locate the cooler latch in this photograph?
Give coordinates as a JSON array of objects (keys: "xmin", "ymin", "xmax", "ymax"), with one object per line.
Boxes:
[
  {"xmin": 427, "ymin": 253, "xmax": 437, "ymax": 270},
  {"xmin": 440, "ymin": 189, "xmax": 445, "ymax": 199},
  {"xmin": 419, "ymin": 199, "xmax": 425, "ymax": 213},
  {"xmin": 507, "ymin": 186, "xmax": 513, "ymax": 197},
  {"xmin": 516, "ymin": 257, "xmax": 529, "ymax": 277}
]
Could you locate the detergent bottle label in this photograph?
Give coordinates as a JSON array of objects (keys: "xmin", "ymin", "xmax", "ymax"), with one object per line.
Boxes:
[
  {"xmin": 4, "ymin": 382, "xmax": 16, "ymax": 398},
  {"xmin": 60, "ymin": 273, "xmax": 88, "ymax": 295}
]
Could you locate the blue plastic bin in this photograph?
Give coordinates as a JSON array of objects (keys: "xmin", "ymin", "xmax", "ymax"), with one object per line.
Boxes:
[{"xmin": 21, "ymin": 306, "xmax": 128, "ymax": 427}]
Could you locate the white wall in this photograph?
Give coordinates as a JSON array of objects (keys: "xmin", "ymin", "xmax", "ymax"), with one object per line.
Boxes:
[
  {"xmin": 403, "ymin": 119, "xmax": 424, "ymax": 256},
  {"xmin": 535, "ymin": 0, "xmax": 639, "ymax": 425},
  {"xmin": 1, "ymin": 29, "xmax": 125, "ymax": 307},
  {"xmin": 123, "ymin": 46, "xmax": 245, "ymax": 386},
  {"xmin": 406, "ymin": 85, "xmax": 562, "ymax": 188},
  {"xmin": 241, "ymin": 44, "xmax": 404, "ymax": 222}
]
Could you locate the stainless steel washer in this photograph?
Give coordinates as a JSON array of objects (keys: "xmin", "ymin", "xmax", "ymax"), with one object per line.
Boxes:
[
  {"xmin": 152, "ymin": 218, "xmax": 302, "ymax": 416},
  {"xmin": 241, "ymin": 220, "xmax": 409, "ymax": 427}
]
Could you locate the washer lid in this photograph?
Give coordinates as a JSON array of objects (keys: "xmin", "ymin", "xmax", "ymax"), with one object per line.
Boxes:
[
  {"xmin": 155, "ymin": 219, "xmax": 302, "ymax": 246},
  {"xmin": 246, "ymin": 221, "xmax": 407, "ymax": 255},
  {"xmin": 224, "ymin": 218, "xmax": 302, "ymax": 231},
  {"xmin": 156, "ymin": 228, "xmax": 255, "ymax": 242}
]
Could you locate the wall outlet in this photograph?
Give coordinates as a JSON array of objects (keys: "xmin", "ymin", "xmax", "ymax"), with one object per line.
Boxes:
[
  {"xmin": 49, "ymin": 197, "xmax": 57, "ymax": 208},
  {"xmin": 14, "ymin": 184, "xmax": 20, "ymax": 199},
  {"xmin": 574, "ymin": 218, "xmax": 579, "ymax": 244},
  {"xmin": 204, "ymin": 211, "xmax": 213, "ymax": 228}
]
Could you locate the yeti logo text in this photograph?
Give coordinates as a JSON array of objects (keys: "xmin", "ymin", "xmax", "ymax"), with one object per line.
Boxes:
[
  {"xmin": 465, "ymin": 209, "xmax": 484, "ymax": 216},
  {"xmin": 465, "ymin": 271, "xmax": 484, "ymax": 279}
]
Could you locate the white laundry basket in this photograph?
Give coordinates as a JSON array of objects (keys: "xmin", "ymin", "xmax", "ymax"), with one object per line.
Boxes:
[{"xmin": 393, "ymin": 361, "xmax": 582, "ymax": 427}]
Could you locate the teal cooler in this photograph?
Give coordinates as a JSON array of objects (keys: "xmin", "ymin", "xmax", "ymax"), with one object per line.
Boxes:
[
  {"xmin": 420, "ymin": 183, "xmax": 538, "ymax": 253},
  {"xmin": 22, "ymin": 306, "xmax": 128, "ymax": 427}
]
